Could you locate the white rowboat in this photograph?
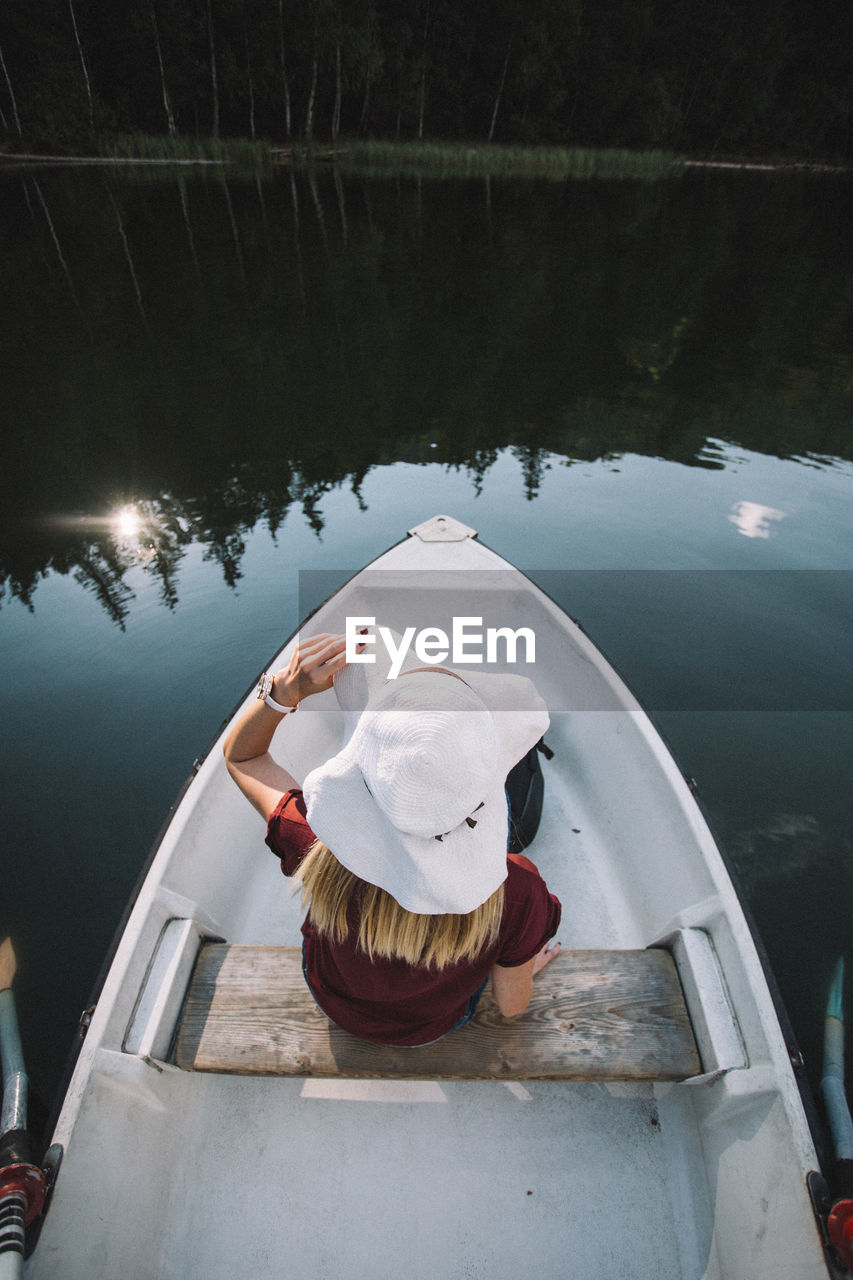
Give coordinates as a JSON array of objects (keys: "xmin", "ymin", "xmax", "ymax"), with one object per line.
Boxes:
[{"xmin": 26, "ymin": 515, "xmax": 830, "ymax": 1278}]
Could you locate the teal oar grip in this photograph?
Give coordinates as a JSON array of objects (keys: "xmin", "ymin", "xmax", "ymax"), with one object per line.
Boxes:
[
  {"xmin": 0, "ymin": 985, "xmax": 38, "ymax": 1277},
  {"xmin": 822, "ymin": 958, "xmax": 853, "ymax": 1163},
  {"xmin": 828, "ymin": 957, "xmax": 846, "ymax": 1022},
  {"xmin": 0, "ymin": 992, "xmax": 27, "ymax": 1138}
]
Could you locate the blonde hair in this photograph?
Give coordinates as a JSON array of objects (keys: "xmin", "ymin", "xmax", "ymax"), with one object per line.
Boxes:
[{"xmin": 294, "ymin": 840, "xmax": 505, "ymax": 970}]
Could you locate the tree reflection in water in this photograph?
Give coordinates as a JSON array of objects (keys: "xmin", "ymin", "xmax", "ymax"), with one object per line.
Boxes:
[{"xmin": 2, "ymin": 164, "xmax": 852, "ymax": 623}]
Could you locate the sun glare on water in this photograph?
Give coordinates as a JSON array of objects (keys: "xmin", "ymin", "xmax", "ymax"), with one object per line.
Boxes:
[{"xmin": 113, "ymin": 505, "xmax": 142, "ymax": 539}]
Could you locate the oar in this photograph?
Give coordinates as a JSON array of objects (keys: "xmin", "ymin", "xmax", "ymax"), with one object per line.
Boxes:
[
  {"xmin": 0, "ymin": 939, "xmax": 46, "ymax": 1279},
  {"xmin": 822, "ymin": 957, "xmax": 853, "ymax": 1270}
]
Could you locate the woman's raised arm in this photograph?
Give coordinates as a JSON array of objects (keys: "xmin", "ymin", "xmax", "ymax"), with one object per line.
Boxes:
[{"xmin": 223, "ymin": 633, "xmax": 348, "ymax": 821}]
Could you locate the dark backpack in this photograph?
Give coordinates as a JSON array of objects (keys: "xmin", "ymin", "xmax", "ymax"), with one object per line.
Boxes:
[{"xmin": 506, "ymin": 738, "xmax": 553, "ymax": 855}]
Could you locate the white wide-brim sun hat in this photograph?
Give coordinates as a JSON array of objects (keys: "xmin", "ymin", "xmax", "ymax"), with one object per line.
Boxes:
[{"xmin": 302, "ymin": 631, "xmax": 549, "ymax": 914}]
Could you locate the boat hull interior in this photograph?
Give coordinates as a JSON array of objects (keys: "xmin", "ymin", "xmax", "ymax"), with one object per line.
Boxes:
[{"xmin": 28, "ymin": 521, "xmax": 828, "ymax": 1279}]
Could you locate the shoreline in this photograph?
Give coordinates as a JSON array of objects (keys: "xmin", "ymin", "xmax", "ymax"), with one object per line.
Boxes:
[
  {"xmin": 682, "ymin": 157, "xmax": 851, "ymax": 173},
  {"xmin": 1, "ymin": 145, "xmax": 850, "ymax": 176}
]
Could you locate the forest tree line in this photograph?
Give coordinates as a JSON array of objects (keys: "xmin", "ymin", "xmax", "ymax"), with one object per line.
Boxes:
[{"xmin": 0, "ymin": 0, "xmax": 851, "ymax": 158}]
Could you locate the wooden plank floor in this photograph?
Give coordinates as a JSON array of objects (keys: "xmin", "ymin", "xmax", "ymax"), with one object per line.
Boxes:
[{"xmin": 173, "ymin": 945, "xmax": 701, "ymax": 1080}]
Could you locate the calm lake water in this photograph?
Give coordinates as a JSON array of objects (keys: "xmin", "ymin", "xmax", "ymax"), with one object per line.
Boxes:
[{"xmin": 1, "ymin": 161, "xmax": 852, "ymax": 1143}]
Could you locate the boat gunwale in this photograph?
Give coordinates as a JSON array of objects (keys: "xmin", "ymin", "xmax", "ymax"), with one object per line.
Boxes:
[
  {"xmin": 39, "ymin": 545, "xmax": 358, "ymax": 1153},
  {"xmin": 512, "ymin": 560, "xmax": 831, "ymax": 1169}
]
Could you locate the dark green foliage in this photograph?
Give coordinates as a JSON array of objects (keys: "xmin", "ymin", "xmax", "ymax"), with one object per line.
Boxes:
[{"xmin": 0, "ymin": 0, "xmax": 851, "ymax": 158}]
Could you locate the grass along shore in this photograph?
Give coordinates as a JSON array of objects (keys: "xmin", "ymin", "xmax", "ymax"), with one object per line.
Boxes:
[
  {"xmin": 332, "ymin": 138, "xmax": 684, "ymax": 180},
  {"xmin": 0, "ymin": 133, "xmax": 682, "ymax": 179},
  {"xmin": 1, "ymin": 134, "xmax": 848, "ymax": 178}
]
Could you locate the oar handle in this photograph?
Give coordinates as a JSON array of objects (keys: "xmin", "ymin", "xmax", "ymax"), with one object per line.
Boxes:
[
  {"xmin": 0, "ymin": 1186, "xmax": 26, "ymax": 1279},
  {"xmin": 823, "ymin": 959, "xmax": 853, "ymax": 1163},
  {"xmin": 0, "ymin": 1137, "xmax": 46, "ymax": 1276},
  {"xmin": 0, "ymin": 993, "xmax": 26, "ymax": 1136},
  {"xmin": 0, "ymin": 967, "xmax": 46, "ymax": 1267}
]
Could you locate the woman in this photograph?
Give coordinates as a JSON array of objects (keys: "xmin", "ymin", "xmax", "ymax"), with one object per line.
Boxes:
[{"xmin": 224, "ymin": 631, "xmax": 561, "ymax": 1046}]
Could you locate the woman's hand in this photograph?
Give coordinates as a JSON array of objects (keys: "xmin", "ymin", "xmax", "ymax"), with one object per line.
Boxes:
[
  {"xmin": 224, "ymin": 632, "xmax": 349, "ymax": 821},
  {"xmin": 491, "ymin": 940, "xmax": 561, "ymax": 1018},
  {"xmin": 270, "ymin": 633, "xmax": 349, "ymax": 708},
  {"xmin": 532, "ymin": 940, "xmax": 561, "ymax": 975}
]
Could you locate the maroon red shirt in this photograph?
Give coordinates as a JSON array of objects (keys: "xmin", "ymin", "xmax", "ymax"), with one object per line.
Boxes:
[{"xmin": 266, "ymin": 790, "xmax": 562, "ymax": 1046}]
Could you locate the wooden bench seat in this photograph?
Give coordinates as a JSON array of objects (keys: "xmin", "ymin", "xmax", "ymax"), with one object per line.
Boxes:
[{"xmin": 174, "ymin": 944, "xmax": 701, "ymax": 1081}]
